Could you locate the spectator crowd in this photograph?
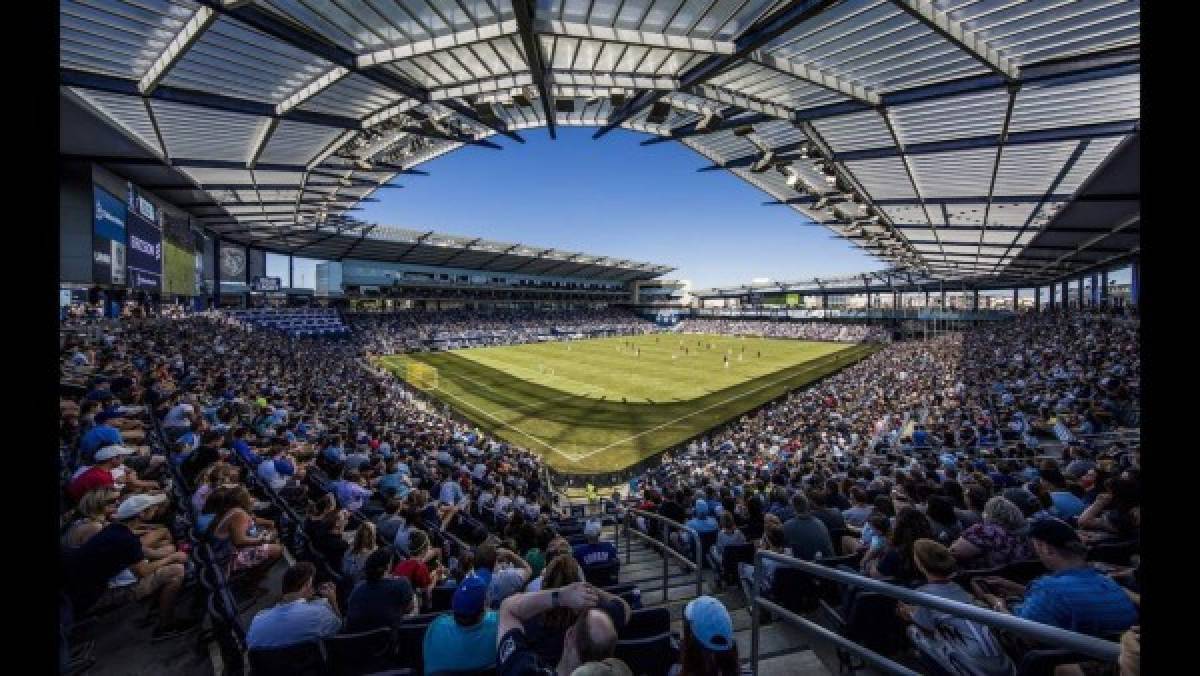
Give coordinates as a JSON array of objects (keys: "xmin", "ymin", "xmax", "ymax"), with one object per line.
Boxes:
[{"xmin": 58, "ymin": 305, "xmax": 1139, "ymax": 675}]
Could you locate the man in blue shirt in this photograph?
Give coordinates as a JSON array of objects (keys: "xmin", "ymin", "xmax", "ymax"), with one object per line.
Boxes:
[
  {"xmin": 332, "ymin": 470, "xmax": 372, "ymax": 512},
  {"xmin": 231, "ymin": 427, "xmax": 262, "ymax": 468},
  {"xmin": 247, "ymin": 562, "xmax": 341, "ymax": 649},
  {"xmin": 1041, "ymin": 468, "xmax": 1086, "ymax": 520},
  {"xmin": 423, "ymin": 575, "xmax": 498, "ymax": 674},
  {"xmin": 79, "ymin": 411, "xmax": 124, "ymax": 465},
  {"xmin": 439, "ymin": 471, "xmax": 465, "ymax": 506},
  {"xmin": 976, "ymin": 519, "xmax": 1137, "ymax": 637},
  {"xmin": 573, "ymin": 521, "xmax": 619, "ymax": 567}
]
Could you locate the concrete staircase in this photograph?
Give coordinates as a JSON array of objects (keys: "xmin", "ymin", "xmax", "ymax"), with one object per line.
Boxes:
[{"xmin": 607, "ymin": 524, "xmax": 833, "ymax": 675}]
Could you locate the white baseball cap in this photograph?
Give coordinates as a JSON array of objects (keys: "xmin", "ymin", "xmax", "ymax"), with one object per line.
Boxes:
[
  {"xmin": 95, "ymin": 446, "xmax": 135, "ymax": 462},
  {"xmin": 115, "ymin": 493, "xmax": 167, "ymax": 520}
]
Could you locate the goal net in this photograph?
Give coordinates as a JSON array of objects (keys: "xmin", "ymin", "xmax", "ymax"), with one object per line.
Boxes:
[{"xmin": 405, "ymin": 361, "xmax": 440, "ymax": 391}]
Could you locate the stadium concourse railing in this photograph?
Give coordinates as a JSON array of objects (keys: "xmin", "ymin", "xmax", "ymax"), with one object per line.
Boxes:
[
  {"xmin": 621, "ymin": 508, "xmax": 705, "ymax": 600},
  {"xmin": 688, "ymin": 308, "xmax": 1015, "ymax": 321},
  {"xmin": 747, "ymin": 551, "xmax": 1122, "ymax": 676}
]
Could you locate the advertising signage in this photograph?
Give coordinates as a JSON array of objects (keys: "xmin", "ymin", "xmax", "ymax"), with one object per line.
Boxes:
[
  {"xmin": 220, "ymin": 244, "xmax": 247, "ymax": 282},
  {"xmin": 126, "ymin": 212, "xmax": 162, "ymax": 290},
  {"xmin": 251, "ymin": 276, "xmax": 282, "ymax": 292},
  {"xmin": 93, "ymin": 186, "xmax": 127, "ymax": 285}
]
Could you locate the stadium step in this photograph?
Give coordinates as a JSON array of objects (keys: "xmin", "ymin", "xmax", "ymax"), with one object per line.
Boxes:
[{"xmin": 612, "ymin": 530, "xmax": 831, "ymax": 675}]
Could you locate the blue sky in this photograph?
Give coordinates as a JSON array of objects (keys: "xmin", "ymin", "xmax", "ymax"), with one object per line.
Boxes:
[{"xmin": 350, "ymin": 127, "xmax": 879, "ymax": 290}]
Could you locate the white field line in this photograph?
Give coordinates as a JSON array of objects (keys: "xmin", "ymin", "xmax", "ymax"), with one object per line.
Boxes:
[
  {"xmin": 430, "ymin": 377, "xmax": 581, "ymax": 462},
  {"xmin": 571, "ymin": 347, "xmax": 864, "ymax": 461}
]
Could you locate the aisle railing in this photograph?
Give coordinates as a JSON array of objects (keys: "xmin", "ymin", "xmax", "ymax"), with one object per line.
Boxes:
[
  {"xmin": 747, "ymin": 550, "xmax": 1122, "ymax": 676},
  {"xmin": 621, "ymin": 508, "xmax": 704, "ymax": 600}
]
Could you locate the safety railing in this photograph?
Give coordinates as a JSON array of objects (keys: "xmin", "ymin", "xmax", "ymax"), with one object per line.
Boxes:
[
  {"xmin": 622, "ymin": 508, "xmax": 704, "ymax": 600},
  {"xmin": 748, "ymin": 550, "xmax": 1121, "ymax": 676}
]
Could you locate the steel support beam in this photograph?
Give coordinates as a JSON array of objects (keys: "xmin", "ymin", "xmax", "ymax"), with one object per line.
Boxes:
[
  {"xmin": 889, "ymin": 1, "xmax": 1018, "ymax": 81},
  {"xmin": 595, "ymin": 0, "xmax": 841, "ymax": 138},
  {"xmin": 61, "ymin": 68, "xmax": 361, "ymax": 130},
  {"xmin": 512, "ymin": 0, "xmax": 556, "ymax": 139},
  {"xmin": 139, "ymin": 5, "xmax": 217, "ymax": 95},
  {"xmin": 199, "ymin": 1, "xmax": 522, "ymax": 143},
  {"xmin": 833, "ymin": 120, "xmax": 1136, "ymax": 162}
]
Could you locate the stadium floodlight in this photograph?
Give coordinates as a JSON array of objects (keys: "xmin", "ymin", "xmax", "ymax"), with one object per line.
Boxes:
[
  {"xmin": 750, "ymin": 150, "xmax": 776, "ymax": 173},
  {"xmin": 695, "ymin": 110, "xmax": 722, "ymax": 134},
  {"xmin": 646, "ymin": 101, "xmax": 672, "ymax": 125}
]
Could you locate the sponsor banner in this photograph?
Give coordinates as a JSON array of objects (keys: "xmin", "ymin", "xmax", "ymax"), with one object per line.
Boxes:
[
  {"xmin": 93, "ymin": 237, "xmax": 126, "ymax": 286},
  {"xmin": 126, "ymin": 212, "xmax": 162, "ymax": 290},
  {"xmin": 93, "ymin": 186, "xmax": 126, "ymax": 243}
]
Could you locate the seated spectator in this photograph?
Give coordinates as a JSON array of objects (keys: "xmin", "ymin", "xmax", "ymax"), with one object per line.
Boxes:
[
  {"xmin": 950, "ymin": 496, "xmax": 1033, "ymax": 570},
  {"xmin": 342, "ymin": 521, "xmax": 377, "ymax": 583},
  {"xmin": 231, "ymin": 427, "xmax": 262, "ymax": 468},
  {"xmin": 179, "ymin": 429, "xmax": 224, "ymax": 486},
  {"xmin": 66, "ymin": 445, "xmax": 133, "ymax": 502},
  {"xmin": 782, "ymin": 494, "xmax": 834, "ymax": 561},
  {"xmin": 573, "ymin": 520, "xmax": 619, "ymax": 568},
  {"xmin": 514, "ymin": 554, "xmax": 597, "ymax": 665},
  {"xmin": 739, "ymin": 526, "xmax": 788, "ymax": 601},
  {"xmin": 1077, "ymin": 477, "xmax": 1140, "ymax": 540},
  {"xmin": 496, "ymin": 581, "xmax": 629, "ymax": 676},
  {"xmin": 710, "ymin": 512, "xmax": 747, "ymax": 566},
  {"xmin": 842, "ymin": 487, "xmax": 872, "ymax": 528},
  {"xmin": 392, "ymin": 529, "xmax": 443, "ymax": 607},
  {"xmin": 423, "ymin": 575, "xmax": 499, "ymax": 674},
  {"xmin": 867, "ymin": 507, "xmax": 933, "ymax": 584},
  {"xmin": 373, "ymin": 498, "xmax": 407, "ymax": 547},
  {"xmin": 527, "ymin": 537, "xmax": 574, "ymax": 592},
  {"xmin": 808, "ymin": 489, "xmax": 847, "ymax": 536},
  {"xmin": 192, "ymin": 463, "xmax": 236, "ymax": 516},
  {"xmin": 246, "ymin": 562, "xmax": 341, "ymax": 649},
  {"xmin": 1041, "ymin": 468, "xmax": 1087, "ymax": 520},
  {"xmin": 924, "ymin": 496, "xmax": 962, "ymax": 546},
  {"xmin": 896, "ymin": 539, "xmax": 976, "ymax": 631},
  {"xmin": 974, "ymin": 519, "xmax": 1138, "ymax": 636},
  {"xmin": 472, "ymin": 541, "xmax": 533, "ymax": 607},
  {"xmin": 343, "ymin": 549, "xmax": 417, "ymax": 633},
  {"xmin": 63, "ymin": 488, "xmax": 120, "ymax": 547},
  {"xmin": 61, "ymin": 494, "xmax": 193, "ymax": 639},
  {"xmin": 670, "ymin": 595, "xmax": 740, "ymax": 676},
  {"xmin": 211, "ymin": 485, "xmax": 283, "ymax": 574},
  {"xmin": 331, "ymin": 469, "xmax": 372, "ymax": 512}
]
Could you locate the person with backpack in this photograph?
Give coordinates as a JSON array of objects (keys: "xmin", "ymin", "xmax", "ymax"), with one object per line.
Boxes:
[{"xmin": 900, "ymin": 539, "xmax": 1016, "ymax": 676}]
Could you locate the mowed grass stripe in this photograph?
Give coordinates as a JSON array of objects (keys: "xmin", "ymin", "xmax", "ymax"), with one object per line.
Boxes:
[{"xmin": 378, "ymin": 335, "xmax": 879, "ymax": 474}]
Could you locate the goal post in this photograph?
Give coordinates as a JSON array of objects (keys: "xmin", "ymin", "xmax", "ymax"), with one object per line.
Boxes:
[{"xmin": 405, "ymin": 360, "xmax": 440, "ymax": 391}]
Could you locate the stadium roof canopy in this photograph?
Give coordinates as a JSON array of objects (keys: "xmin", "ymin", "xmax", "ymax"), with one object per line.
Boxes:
[{"xmin": 60, "ymin": 0, "xmax": 1140, "ymax": 285}]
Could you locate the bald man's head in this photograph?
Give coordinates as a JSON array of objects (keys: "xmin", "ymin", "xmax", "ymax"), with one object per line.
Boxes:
[{"xmin": 562, "ymin": 608, "xmax": 618, "ymax": 673}]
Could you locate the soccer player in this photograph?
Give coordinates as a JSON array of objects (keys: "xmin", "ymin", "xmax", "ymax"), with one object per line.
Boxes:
[{"xmin": 723, "ymin": 354, "xmax": 729, "ymax": 369}]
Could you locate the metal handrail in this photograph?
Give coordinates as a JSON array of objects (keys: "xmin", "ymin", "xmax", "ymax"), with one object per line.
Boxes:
[
  {"xmin": 622, "ymin": 508, "xmax": 704, "ymax": 599},
  {"xmin": 748, "ymin": 550, "xmax": 1121, "ymax": 676}
]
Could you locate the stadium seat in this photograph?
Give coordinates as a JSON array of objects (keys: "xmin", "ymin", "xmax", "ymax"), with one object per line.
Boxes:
[
  {"xmin": 323, "ymin": 627, "xmax": 395, "ymax": 676},
  {"xmin": 620, "ymin": 607, "xmax": 671, "ymax": 641},
  {"xmin": 247, "ymin": 641, "xmax": 325, "ymax": 676},
  {"xmin": 614, "ymin": 633, "xmax": 677, "ymax": 676},
  {"xmin": 820, "ymin": 592, "xmax": 908, "ymax": 672},
  {"xmin": 394, "ymin": 621, "xmax": 432, "ymax": 672},
  {"xmin": 582, "ymin": 560, "xmax": 621, "ymax": 587},
  {"xmin": 713, "ymin": 543, "xmax": 755, "ymax": 590}
]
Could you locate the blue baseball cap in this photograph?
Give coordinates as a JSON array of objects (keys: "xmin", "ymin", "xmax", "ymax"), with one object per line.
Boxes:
[
  {"xmin": 452, "ymin": 574, "xmax": 488, "ymax": 617},
  {"xmin": 684, "ymin": 596, "xmax": 734, "ymax": 652},
  {"xmin": 693, "ymin": 499, "xmax": 709, "ymax": 518}
]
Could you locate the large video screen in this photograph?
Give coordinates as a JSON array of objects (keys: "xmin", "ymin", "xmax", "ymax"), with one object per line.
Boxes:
[
  {"xmin": 126, "ymin": 211, "xmax": 162, "ymax": 290},
  {"xmin": 92, "ymin": 186, "xmax": 127, "ymax": 285},
  {"xmin": 164, "ymin": 240, "xmax": 196, "ymax": 296}
]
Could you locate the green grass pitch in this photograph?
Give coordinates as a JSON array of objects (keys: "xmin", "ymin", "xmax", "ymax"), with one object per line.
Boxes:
[{"xmin": 377, "ymin": 334, "xmax": 880, "ymax": 474}]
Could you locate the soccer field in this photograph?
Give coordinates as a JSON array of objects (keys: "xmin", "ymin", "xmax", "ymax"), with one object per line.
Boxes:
[{"xmin": 378, "ymin": 334, "xmax": 879, "ymax": 474}]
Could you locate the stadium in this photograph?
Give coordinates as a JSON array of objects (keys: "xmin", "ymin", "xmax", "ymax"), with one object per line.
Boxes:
[{"xmin": 58, "ymin": 2, "xmax": 1141, "ymax": 676}]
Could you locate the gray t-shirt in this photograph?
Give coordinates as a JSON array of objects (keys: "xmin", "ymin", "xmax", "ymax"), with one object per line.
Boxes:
[{"xmin": 910, "ymin": 581, "xmax": 976, "ymax": 631}]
